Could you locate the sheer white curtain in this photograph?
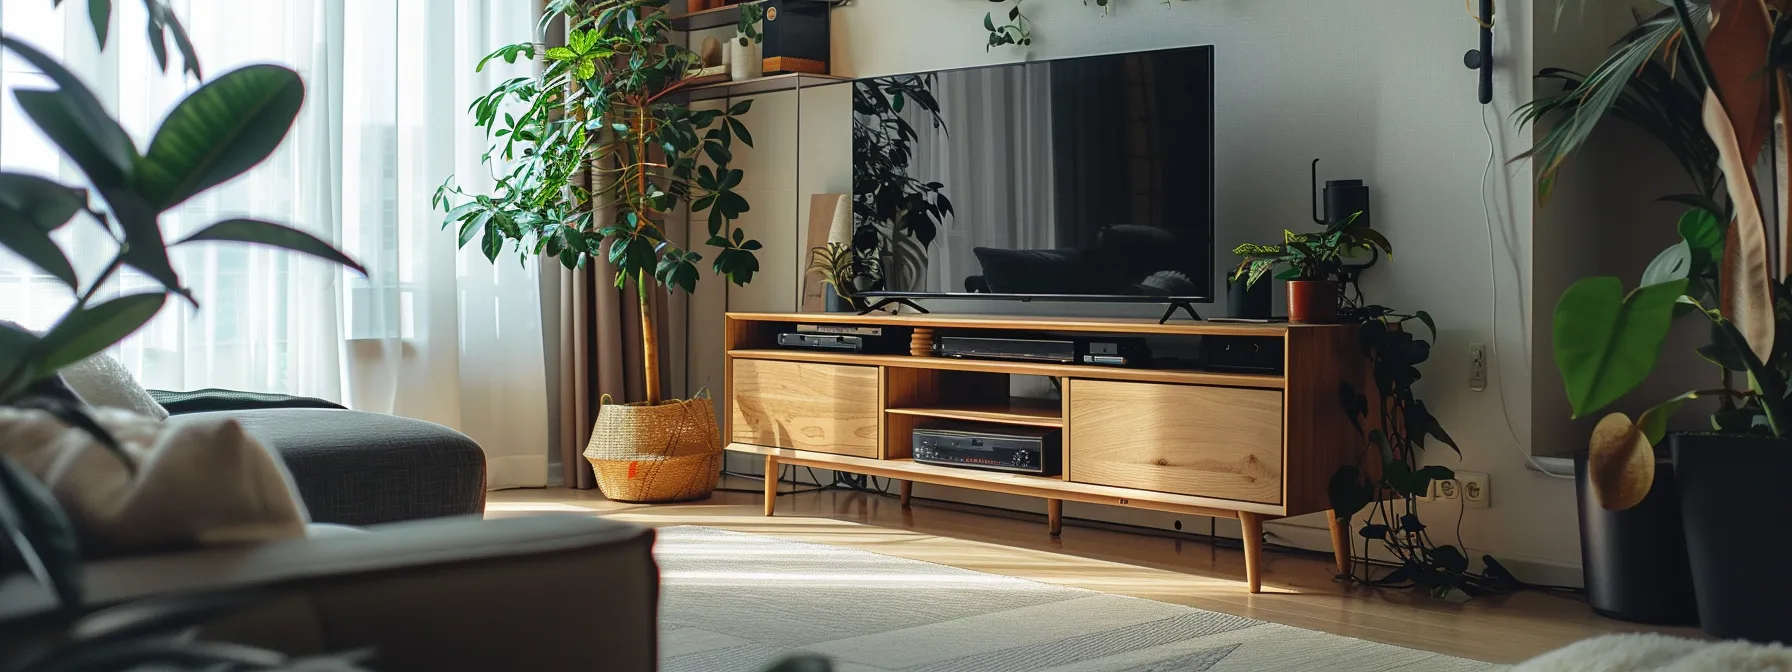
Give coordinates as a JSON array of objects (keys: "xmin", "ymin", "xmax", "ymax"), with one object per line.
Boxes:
[
  {"xmin": 908, "ymin": 64, "xmax": 1057, "ymax": 293},
  {"xmin": 0, "ymin": 0, "xmax": 549, "ymax": 489}
]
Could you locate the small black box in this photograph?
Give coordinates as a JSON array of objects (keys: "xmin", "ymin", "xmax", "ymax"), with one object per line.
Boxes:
[
  {"xmin": 760, "ymin": 0, "xmax": 830, "ymax": 74},
  {"xmin": 1202, "ymin": 335, "xmax": 1283, "ymax": 374}
]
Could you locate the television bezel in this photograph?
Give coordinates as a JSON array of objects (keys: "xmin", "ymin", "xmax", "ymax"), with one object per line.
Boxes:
[{"xmin": 851, "ymin": 44, "xmax": 1217, "ymax": 305}]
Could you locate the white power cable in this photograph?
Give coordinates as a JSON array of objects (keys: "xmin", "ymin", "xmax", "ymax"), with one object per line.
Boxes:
[{"xmin": 1480, "ymin": 104, "xmax": 1573, "ymax": 480}]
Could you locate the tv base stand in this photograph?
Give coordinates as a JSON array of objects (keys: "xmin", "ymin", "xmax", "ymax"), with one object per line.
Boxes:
[
  {"xmin": 722, "ymin": 312, "xmax": 1365, "ymax": 593},
  {"xmin": 859, "ymin": 296, "xmax": 931, "ymax": 315},
  {"xmin": 1158, "ymin": 301, "xmax": 1204, "ymax": 323}
]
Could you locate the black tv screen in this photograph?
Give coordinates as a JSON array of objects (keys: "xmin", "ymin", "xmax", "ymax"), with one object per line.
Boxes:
[{"xmin": 850, "ymin": 45, "xmax": 1215, "ymax": 303}]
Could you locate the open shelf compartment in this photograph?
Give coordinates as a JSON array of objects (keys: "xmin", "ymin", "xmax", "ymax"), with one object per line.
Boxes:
[{"xmin": 886, "ymin": 398, "xmax": 1063, "ymax": 428}]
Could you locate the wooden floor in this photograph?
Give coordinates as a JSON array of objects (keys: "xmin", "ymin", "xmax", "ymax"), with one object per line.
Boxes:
[{"xmin": 489, "ymin": 478, "xmax": 1692, "ymax": 664}]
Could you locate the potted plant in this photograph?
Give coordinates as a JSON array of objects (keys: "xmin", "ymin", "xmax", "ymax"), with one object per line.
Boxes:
[
  {"xmin": 436, "ymin": 0, "xmax": 761, "ymax": 502},
  {"xmin": 730, "ymin": 2, "xmax": 764, "ymax": 81},
  {"xmin": 807, "ymin": 242, "xmax": 874, "ymax": 312},
  {"xmin": 1229, "ymin": 212, "xmax": 1387, "ymax": 324},
  {"xmin": 0, "ymin": 0, "xmax": 367, "ymax": 665},
  {"xmin": 1544, "ymin": 0, "xmax": 1792, "ymax": 643},
  {"xmin": 1516, "ymin": 3, "xmax": 1716, "ymax": 627}
]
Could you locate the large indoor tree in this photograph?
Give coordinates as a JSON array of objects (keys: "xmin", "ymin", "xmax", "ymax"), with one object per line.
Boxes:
[{"xmin": 437, "ymin": 0, "xmax": 761, "ymax": 404}]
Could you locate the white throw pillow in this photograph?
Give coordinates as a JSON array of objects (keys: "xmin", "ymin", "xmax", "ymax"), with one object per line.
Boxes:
[
  {"xmin": 58, "ymin": 353, "xmax": 168, "ymax": 421},
  {"xmin": 0, "ymin": 407, "xmax": 308, "ymax": 557}
]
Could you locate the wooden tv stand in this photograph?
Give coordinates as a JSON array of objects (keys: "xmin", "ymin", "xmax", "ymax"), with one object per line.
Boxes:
[{"xmin": 722, "ymin": 312, "xmax": 1362, "ymax": 593}]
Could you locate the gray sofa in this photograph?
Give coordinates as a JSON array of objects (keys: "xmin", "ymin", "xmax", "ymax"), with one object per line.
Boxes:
[{"xmin": 153, "ymin": 391, "xmax": 488, "ymax": 526}]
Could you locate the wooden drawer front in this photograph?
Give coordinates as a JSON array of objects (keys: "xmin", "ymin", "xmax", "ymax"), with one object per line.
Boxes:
[
  {"xmin": 731, "ymin": 360, "xmax": 879, "ymax": 457},
  {"xmin": 1068, "ymin": 380, "xmax": 1283, "ymax": 504}
]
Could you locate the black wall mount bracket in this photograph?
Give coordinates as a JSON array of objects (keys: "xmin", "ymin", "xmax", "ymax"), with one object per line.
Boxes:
[{"xmin": 1463, "ymin": 0, "xmax": 1494, "ymax": 105}]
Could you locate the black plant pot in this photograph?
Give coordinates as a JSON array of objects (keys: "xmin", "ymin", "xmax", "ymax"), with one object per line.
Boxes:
[
  {"xmin": 1672, "ymin": 433, "xmax": 1792, "ymax": 644},
  {"xmin": 1573, "ymin": 452, "xmax": 1698, "ymax": 626},
  {"xmin": 824, "ymin": 285, "xmax": 856, "ymax": 313},
  {"xmin": 1227, "ymin": 278, "xmax": 1272, "ymax": 319}
]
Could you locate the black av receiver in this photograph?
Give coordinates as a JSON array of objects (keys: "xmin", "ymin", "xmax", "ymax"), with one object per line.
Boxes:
[{"xmin": 912, "ymin": 422, "xmax": 1061, "ymax": 476}]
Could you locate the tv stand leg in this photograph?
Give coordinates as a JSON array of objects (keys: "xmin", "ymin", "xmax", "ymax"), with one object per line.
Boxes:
[
  {"xmin": 860, "ymin": 297, "xmax": 932, "ymax": 315},
  {"xmin": 1240, "ymin": 512, "xmax": 1265, "ymax": 593},
  {"xmin": 1158, "ymin": 301, "xmax": 1203, "ymax": 324}
]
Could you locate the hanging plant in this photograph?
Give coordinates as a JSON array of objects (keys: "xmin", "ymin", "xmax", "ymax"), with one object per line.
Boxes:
[{"xmin": 979, "ymin": 0, "xmax": 1190, "ymax": 49}]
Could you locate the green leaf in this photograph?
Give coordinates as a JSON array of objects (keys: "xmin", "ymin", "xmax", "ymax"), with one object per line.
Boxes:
[
  {"xmin": 36, "ymin": 292, "xmax": 166, "ymax": 374},
  {"xmin": 1553, "ymin": 277, "xmax": 1688, "ymax": 418},
  {"xmin": 135, "ymin": 64, "xmax": 305, "ymax": 210},
  {"xmin": 0, "ymin": 455, "xmax": 84, "ymax": 609},
  {"xmin": 1, "ymin": 38, "xmax": 137, "ymax": 188},
  {"xmin": 87, "ymin": 0, "xmax": 112, "ymax": 49},
  {"xmin": 727, "ymin": 117, "xmax": 754, "ymax": 148},
  {"xmin": 1677, "ymin": 207, "xmax": 1723, "ymax": 256},
  {"xmin": 0, "ymin": 174, "xmax": 87, "ymax": 289},
  {"xmin": 172, "ymin": 218, "xmax": 366, "ymax": 276},
  {"xmin": 104, "ymin": 189, "xmax": 185, "ymax": 294},
  {"xmin": 1637, "ymin": 390, "xmax": 1700, "ymax": 445},
  {"xmin": 728, "ymin": 99, "xmax": 753, "ymax": 116},
  {"xmin": 1411, "ymin": 310, "xmax": 1437, "ymax": 343},
  {"xmin": 1640, "ymin": 242, "xmax": 1692, "ymax": 287}
]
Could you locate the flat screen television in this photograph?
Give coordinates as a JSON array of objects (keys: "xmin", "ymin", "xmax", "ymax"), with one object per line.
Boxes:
[{"xmin": 850, "ymin": 45, "xmax": 1215, "ymax": 305}]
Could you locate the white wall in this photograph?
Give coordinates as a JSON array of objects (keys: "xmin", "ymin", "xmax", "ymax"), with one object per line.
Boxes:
[{"xmin": 690, "ymin": 0, "xmax": 1645, "ymax": 582}]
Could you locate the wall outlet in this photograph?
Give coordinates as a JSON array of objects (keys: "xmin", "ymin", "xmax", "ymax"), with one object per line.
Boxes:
[
  {"xmin": 1435, "ymin": 478, "xmax": 1461, "ymax": 501},
  {"xmin": 1468, "ymin": 342, "xmax": 1488, "ymax": 391},
  {"xmin": 1459, "ymin": 472, "xmax": 1490, "ymax": 508}
]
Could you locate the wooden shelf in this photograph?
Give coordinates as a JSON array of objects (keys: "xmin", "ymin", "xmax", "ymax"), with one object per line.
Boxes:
[
  {"xmin": 673, "ymin": 72, "xmax": 851, "ymax": 102},
  {"xmin": 669, "ymin": 0, "xmax": 840, "ymax": 31},
  {"xmin": 729, "ymin": 311, "xmax": 1300, "ymax": 337},
  {"xmin": 727, "ymin": 443, "xmax": 1281, "ymax": 517},
  {"xmin": 727, "ymin": 349, "xmax": 1284, "ymax": 389},
  {"xmin": 886, "ymin": 398, "xmax": 1062, "ymax": 427}
]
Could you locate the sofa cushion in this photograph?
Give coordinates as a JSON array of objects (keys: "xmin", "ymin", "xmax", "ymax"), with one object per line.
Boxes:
[
  {"xmin": 57, "ymin": 353, "xmax": 169, "ymax": 420},
  {"xmin": 0, "ymin": 407, "xmax": 307, "ymax": 557},
  {"xmin": 184, "ymin": 409, "xmax": 487, "ymax": 526}
]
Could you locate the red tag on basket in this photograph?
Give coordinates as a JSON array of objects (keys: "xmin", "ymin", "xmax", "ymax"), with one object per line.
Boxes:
[{"xmin": 627, "ymin": 461, "xmax": 639, "ymax": 479}]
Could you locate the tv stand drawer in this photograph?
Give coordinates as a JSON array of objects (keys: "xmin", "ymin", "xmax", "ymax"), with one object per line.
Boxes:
[
  {"xmin": 730, "ymin": 360, "xmax": 880, "ymax": 458},
  {"xmin": 1067, "ymin": 380, "xmax": 1283, "ymax": 504}
]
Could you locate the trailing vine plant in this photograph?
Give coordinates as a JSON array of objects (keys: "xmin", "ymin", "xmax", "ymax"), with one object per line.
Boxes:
[
  {"xmin": 980, "ymin": 0, "xmax": 1190, "ymax": 48},
  {"xmin": 1234, "ymin": 218, "xmax": 1517, "ymax": 599},
  {"xmin": 1330, "ymin": 293, "xmax": 1520, "ymax": 599}
]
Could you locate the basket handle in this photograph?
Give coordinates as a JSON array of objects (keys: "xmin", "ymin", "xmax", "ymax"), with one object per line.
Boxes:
[
  {"xmin": 599, "ymin": 393, "xmax": 615, "ymax": 408},
  {"xmin": 692, "ymin": 387, "xmax": 712, "ymax": 400}
]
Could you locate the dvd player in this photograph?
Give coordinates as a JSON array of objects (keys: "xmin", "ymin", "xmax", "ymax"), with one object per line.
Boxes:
[{"xmin": 912, "ymin": 422, "xmax": 1061, "ymax": 476}]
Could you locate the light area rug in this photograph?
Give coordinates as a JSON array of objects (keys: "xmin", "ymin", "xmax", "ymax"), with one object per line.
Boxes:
[{"xmin": 654, "ymin": 526, "xmax": 1500, "ymax": 672}]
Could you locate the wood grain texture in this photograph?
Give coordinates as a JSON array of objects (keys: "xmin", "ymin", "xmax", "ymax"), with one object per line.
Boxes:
[
  {"xmin": 731, "ymin": 360, "xmax": 879, "ymax": 458},
  {"xmin": 885, "ymin": 399, "xmax": 1062, "ymax": 427},
  {"xmin": 725, "ymin": 443, "xmax": 1261, "ymax": 517},
  {"xmin": 910, "ymin": 327, "xmax": 934, "ymax": 356},
  {"xmin": 1240, "ymin": 511, "xmax": 1266, "ymax": 593},
  {"xmin": 729, "ymin": 349, "xmax": 1282, "ymax": 388},
  {"xmin": 1282, "ymin": 324, "xmax": 1364, "ymax": 517},
  {"xmin": 1068, "ymin": 380, "xmax": 1285, "ymax": 505},
  {"xmin": 1328, "ymin": 512, "xmax": 1352, "ymax": 576},
  {"xmin": 763, "ymin": 455, "xmax": 778, "ymax": 516}
]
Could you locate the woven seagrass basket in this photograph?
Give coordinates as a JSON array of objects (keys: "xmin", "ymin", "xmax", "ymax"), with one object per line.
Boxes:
[{"xmin": 583, "ymin": 390, "xmax": 722, "ymax": 503}]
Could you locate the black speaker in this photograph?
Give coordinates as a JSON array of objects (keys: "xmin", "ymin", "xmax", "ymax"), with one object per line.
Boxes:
[
  {"xmin": 760, "ymin": 0, "xmax": 830, "ymax": 75},
  {"xmin": 1202, "ymin": 336, "xmax": 1283, "ymax": 374}
]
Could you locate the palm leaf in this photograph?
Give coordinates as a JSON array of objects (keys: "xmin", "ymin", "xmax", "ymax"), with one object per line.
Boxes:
[{"xmin": 1704, "ymin": 92, "xmax": 1775, "ymax": 364}]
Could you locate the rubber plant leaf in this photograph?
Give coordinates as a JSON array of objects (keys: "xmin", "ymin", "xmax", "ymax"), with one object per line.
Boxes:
[
  {"xmin": 1553, "ymin": 277, "xmax": 1688, "ymax": 417},
  {"xmin": 172, "ymin": 218, "xmax": 366, "ymax": 276},
  {"xmin": 135, "ymin": 64, "xmax": 305, "ymax": 211},
  {"xmin": 1705, "ymin": 91, "xmax": 1776, "ymax": 364},
  {"xmin": 1703, "ymin": 0, "xmax": 1774, "ymax": 168}
]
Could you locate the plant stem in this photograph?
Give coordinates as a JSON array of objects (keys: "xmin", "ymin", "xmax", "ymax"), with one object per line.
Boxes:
[{"xmin": 639, "ymin": 268, "xmax": 661, "ymax": 405}]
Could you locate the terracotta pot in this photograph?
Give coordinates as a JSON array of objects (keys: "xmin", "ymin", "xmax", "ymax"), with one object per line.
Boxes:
[{"xmin": 1286, "ymin": 280, "xmax": 1341, "ymax": 324}]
